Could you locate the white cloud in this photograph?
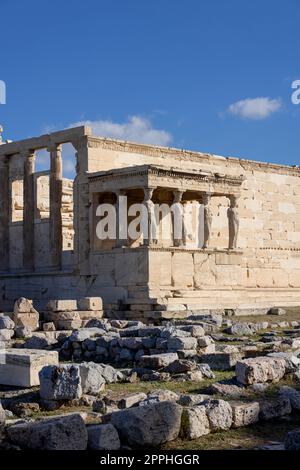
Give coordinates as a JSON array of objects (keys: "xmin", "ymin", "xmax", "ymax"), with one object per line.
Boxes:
[
  {"xmin": 228, "ymin": 97, "xmax": 282, "ymax": 120},
  {"xmin": 69, "ymin": 115, "xmax": 173, "ymax": 146}
]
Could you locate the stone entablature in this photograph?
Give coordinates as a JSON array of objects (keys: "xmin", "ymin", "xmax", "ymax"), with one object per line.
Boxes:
[{"xmin": 89, "ymin": 165, "xmax": 245, "ymax": 251}]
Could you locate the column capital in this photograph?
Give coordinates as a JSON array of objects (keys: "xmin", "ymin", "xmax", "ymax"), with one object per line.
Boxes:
[
  {"xmin": 47, "ymin": 142, "xmax": 62, "ymax": 153},
  {"xmin": 228, "ymin": 194, "xmax": 240, "ymax": 206},
  {"xmin": 143, "ymin": 187, "xmax": 155, "ymax": 202},
  {"xmin": 19, "ymin": 148, "xmax": 35, "ymax": 158},
  {"xmin": 202, "ymin": 192, "xmax": 212, "ymax": 205},
  {"xmin": 172, "ymin": 189, "xmax": 184, "ymax": 203}
]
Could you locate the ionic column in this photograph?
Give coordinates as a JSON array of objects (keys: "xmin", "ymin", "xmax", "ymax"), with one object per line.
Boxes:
[
  {"xmin": 228, "ymin": 195, "xmax": 240, "ymax": 250},
  {"xmin": 23, "ymin": 150, "xmax": 36, "ymax": 270},
  {"xmin": 48, "ymin": 143, "xmax": 63, "ymax": 269},
  {"xmin": 172, "ymin": 190, "xmax": 184, "ymax": 247},
  {"xmin": 142, "ymin": 188, "xmax": 155, "ymax": 246},
  {"xmin": 0, "ymin": 155, "xmax": 9, "ymax": 271},
  {"xmin": 202, "ymin": 192, "xmax": 213, "ymax": 249}
]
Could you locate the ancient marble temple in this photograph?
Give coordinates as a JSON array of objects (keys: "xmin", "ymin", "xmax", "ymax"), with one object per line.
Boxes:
[{"xmin": 0, "ymin": 126, "xmax": 300, "ymax": 318}]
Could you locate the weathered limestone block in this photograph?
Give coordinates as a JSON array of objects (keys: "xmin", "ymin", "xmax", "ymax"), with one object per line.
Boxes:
[
  {"xmin": 179, "ymin": 325, "xmax": 205, "ymax": 337},
  {"xmin": 13, "ymin": 298, "xmax": 39, "ymax": 331},
  {"xmin": 0, "ymin": 349, "xmax": 58, "ymax": 387},
  {"xmin": 230, "ymin": 401, "xmax": 260, "ymax": 428},
  {"xmin": 46, "ymin": 299, "xmax": 77, "ymax": 312},
  {"xmin": 79, "ymin": 362, "xmax": 106, "ymax": 395},
  {"xmin": 199, "ymin": 353, "xmax": 242, "ymax": 371},
  {"xmin": 181, "ymin": 406, "xmax": 210, "ymax": 439},
  {"xmin": 14, "ymin": 297, "xmax": 36, "ymax": 314},
  {"xmin": 78, "ymin": 297, "xmax": 103, "ymax": 311},
  {"xmin": 139, "ymin": 353, "xmax": 178, "ymax": 369},
  {"xmin": 87, "ymin": 424, "xmax": 120, "ymax": 450},
  {"xmin": 259, "ymin": 398, "xmax": 291, "ymax": 420},
  {"xmin": 197, "ymin": 336, "xmax": 215, "ymax": 348},
  {"xmin": 47, "ymin": 311, "xmax": 81, "ymax": 321},
  {"xmin": 110, "ymin": 401, "xmax": 183, "ymax": 446},
  {"xmin": 0, "ymin": 329, "xmax": 14, "ymax": 341},
  {"xmin": 78, "ymin": 310, "xmax": 104, "ymax": 320},
  {"xmin": 164, "ymin": 359, "xmax": 198, "ymax": 374},
  {"xmin": 236, "ymin": 357, "xmax": 286, "ymax": 385},
  {"xmin": 227, "ymin": 323, "xmax": 254, "ymax": 336},
  {"xmin": 119, "ymin": 392, "xmax": 147, "ymax": 409},
  {"xmin": 178, "ymin": 394, "xmax": 211, "ymax": 406},
  {"xmin": 167, "ymin": 336, "xmax": 198, "ymax": 351},
  {"xmin": 0, "ymin": 316, "xmax": 15, "ymax": 330},
  {"xmin": 56, "ymin": 319, "xmax": 82, "ymax": 330},
  {"xmin": 268, "ymin": 352, "xmax": 300, "ymax": 372},
  {"xmin": 7, "ymin": 413, "xmax": 88, "ymax": 450},
  {"xmin": 201, "ymin": 399, "xmax": 233, "ymax": 432},
  {"xmin": 13, "ymin": 312, "xmax": 39, "ymax": 331},
  {"xmin": 39, "ymin": 364, "xmax": 82, "ymax": 400},
  {"xmin": 139, "ymin": 389, "xmax": 179, "ymax": 406}
]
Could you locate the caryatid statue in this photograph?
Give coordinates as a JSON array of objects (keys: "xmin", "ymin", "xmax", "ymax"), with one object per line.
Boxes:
[
  {"xmin": 228, "ymin": 195, "xmax": 240, "ymax": 250},
  {"xmin": 202, "ymin": 192, "xmax": 212, "ymax": 249}
]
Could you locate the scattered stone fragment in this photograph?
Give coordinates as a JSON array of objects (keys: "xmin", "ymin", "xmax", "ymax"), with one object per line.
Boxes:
[
  {"xmin": 268, "ymin": 308, "xmax": 286, "ymax": 316},
  {"xmin": 208, "ymin": 382, "xmax": 249, "ymax": 398},
  {"xmin": 201, "ymin": 399, "xmax": 233, "ymax": 432},
  {"xmin": 13, "ymin": 298, "xmax": 39, "ymax": 331},
  {"xmin": 39, "ymin": 364, "xmax": 82, "ymax": 401},
  {"xmin": 230, "ymin": 401, "xmax": 260, "ymax": 428},
  {"xmin": 259, "ymin": 398, "xmax": 291, "ymax": 420},
  {"xmin": 167, "ymin": 336, "xmax": 198, "ymax": 351},
  {"xmin": 139, "ymin": 389, "xmax": 179, "ymax": 407},
  {"xmin": 268, "ymin": 352, "xmax": 300, "ymax": 372},
  {"xmin": 119, "ymin": 392, "xmax": 147, "ymax": 409},
  {"xmin": 78, "ymin": 297, "xmax": 103, "ymax": 311},
  {"xmin": 181, "ymin": 406, "xmax": 210, "ymax": 439},
  {"xmin": 79, "ymin": 362, "xmax": 106, "ymax": 395},
  {"xmin": 227, "ymin": 323, "xmax": 253, "ymax": 336},
  {"xmin": 7, "ymin": 413, "xmax": 88, "ymax": 450},
  {"xmin": 236, "ymin": 357, "xmax": 286, "ymax": 385},
  {"xmin": 0, "ymin": 316, "xmax": 14, "ymax": 330},
  {"xmin": 87, "ymin": 423, "xmax": 120, "ymax": 450},
  {"xmin": 10, "ymin": 402, "xmax": 40, "ymax": 418},
  {"xmin": 110, "ymin": 401, "xmax": 182, "ymax": 446},
  {"xmin": 178, "ymin": 394, "xmax": 211, "ymax": 407},
  {"xmin": 139, "ymin": 353, "xmax": 178, "ymax": 369},
  {"xmin": 163, "ymin": 359, "xmax": 197, "ymax": 374},
  {"xmin": 199, "ymin": 352, "xmax": 241, "ymax": 371}
]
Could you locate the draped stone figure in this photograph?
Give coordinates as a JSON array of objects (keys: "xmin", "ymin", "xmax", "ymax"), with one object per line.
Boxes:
[
  {"xmin": 203, "ymin": 193, "xmax": 212, "ymax": 249},
  {"xmin": 228, "ymin": 196, "xmax": 239, "ymax": 250}
]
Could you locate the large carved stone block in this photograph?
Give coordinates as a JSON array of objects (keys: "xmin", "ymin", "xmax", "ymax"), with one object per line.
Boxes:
[{"xmin": 0, "ymin": 348, "xmax": 59, "ymax": 387}]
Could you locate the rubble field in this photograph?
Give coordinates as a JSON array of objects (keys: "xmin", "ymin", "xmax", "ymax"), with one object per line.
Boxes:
[{"xmin": 1, "ymin": 297, "xmax": 300, "ymax": 451}]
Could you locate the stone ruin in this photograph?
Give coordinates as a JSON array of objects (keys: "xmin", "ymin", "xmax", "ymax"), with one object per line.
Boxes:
[
  {"xmin": 1, "ymin": 296, "xmax": 300, "ymax": 450},
  {"xmin": 0, "ymin": 127, "xmax": 300, "ymax": 450},
  {"xmin": 0, "ymin": 125, "xmax": 299, "ymax": 317}
]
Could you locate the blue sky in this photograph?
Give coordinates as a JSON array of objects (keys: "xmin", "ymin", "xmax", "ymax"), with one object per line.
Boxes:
[{"xmin": 0, "ymin": 0, "xmax": 300, "ymax": 176}]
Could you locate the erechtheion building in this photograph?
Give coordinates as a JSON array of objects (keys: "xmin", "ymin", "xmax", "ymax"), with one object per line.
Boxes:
[{"xmin": 0, "ymin": 125, "xmax": 299, "ymax": 318}]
